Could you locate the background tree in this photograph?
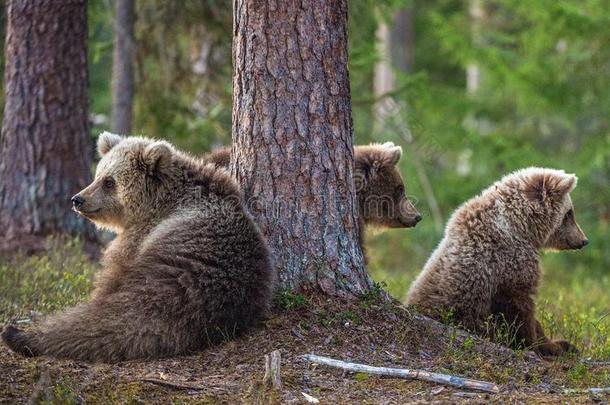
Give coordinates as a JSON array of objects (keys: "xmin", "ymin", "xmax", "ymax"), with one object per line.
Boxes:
[
  {"xmin": 231, "ymin": 0, "xmax": 371, "ymax": 297},
  {"xmin": 111, "ymin": 0, "xmax": 135, "ymax": 134},
  {"xmin": 133, "ymin": 0, "xmax": 233, "ymax": 150},
  {"xmin": 5, "ymin": 0, "xmax": 602, "ymax": 298},
  {"xmin": 0, "ymin": 0, "xmax": 94, "ymax": 254},
  {"xmin": 390, "ymin": 6, "xmax": 414, "ymax": 75}
]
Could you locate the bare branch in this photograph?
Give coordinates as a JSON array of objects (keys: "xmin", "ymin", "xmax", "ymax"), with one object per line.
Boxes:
[
  {"xmin": 303, "ymin": 354, "xmax": 500, "ymax": 394},
  {"xmin": 563, "ymin": 387, "xmax": 610, "ymax": 394}
]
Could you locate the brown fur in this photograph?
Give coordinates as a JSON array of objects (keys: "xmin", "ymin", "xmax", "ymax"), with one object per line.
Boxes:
[
  {"xmin": 406, "ymin": 168, "xmax": 588, "ymax": 357},
  {"xmin": 202, "ymin": 142, "xmax": 421, "ymax": 230},
  {"xmin": 353, "ymin": 143, "xmax": 421, "ymax": 229},
  {"xmin": 1, "ymin": 132, "xmax": 274, "ymax": 362}
]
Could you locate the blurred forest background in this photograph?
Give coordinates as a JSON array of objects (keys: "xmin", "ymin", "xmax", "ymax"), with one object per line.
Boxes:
[{"xmin": 0, "ymin": 0, "xmax": 608, "ymax": 353}]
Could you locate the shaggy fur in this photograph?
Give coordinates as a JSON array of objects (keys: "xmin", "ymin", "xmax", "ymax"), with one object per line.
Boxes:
[
  {"xmin": 1, "ymin": 132, "xmax": 274, "ymax": 362},
  {"xmin": 203, "ymin": 142, "xmax": 422, "ymax": 228},
  {"xmin": 406, "ymin": 167, "xmax": 588, "ymax": 357},
  {"xmin": 353, "ymin": 142, "xmax": 421, "ymax": 229}
]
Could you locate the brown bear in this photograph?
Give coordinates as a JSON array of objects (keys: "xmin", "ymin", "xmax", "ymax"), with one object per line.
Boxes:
[
  {"xmin": 203, "ymin": 142, "xmax": 422, "ymax": 230},
  {"xmin": 406, "ymin": 167, "xmax": 588, "ymax": 357},
  {"xmin": 1, "ymin": 132, "xmax": 274, "ymax": 362}
]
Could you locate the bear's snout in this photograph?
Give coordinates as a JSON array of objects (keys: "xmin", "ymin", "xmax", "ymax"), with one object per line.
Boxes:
[
  {"xmin": 576, "ymin": 239, "xmax": 589, "ymax": 249},
  {"xmin": 71, "ymin": 194, "xmax": 85, "ymax": 209}
]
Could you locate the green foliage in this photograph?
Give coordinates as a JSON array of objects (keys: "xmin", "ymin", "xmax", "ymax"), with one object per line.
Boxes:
[
  {"xmin": 88, "ymin": 0, "xmax": 114, "ymax": 123},
  {"xmin": 2, "ymin": 0, "xmax": 607, "ymax": 363},
  {"xmin": 0, "ymin": 238, "xmax": 96, "ymax": 323},
  {"xmin": 274, "ymin": 289, "xmax": 310, "ymax": 311},
  {"xmin": 359, "ymin": 281, "xmax": 387, "ymax": 308},
  {"xmin": 44, "ymin": 380, "xmax": 81, "ymax": 405}
]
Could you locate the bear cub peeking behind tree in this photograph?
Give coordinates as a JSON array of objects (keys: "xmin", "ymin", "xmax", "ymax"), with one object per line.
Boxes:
[
  {"xmin": 203, "ymin": 142, "xmax": 422, "ymax": 256},
  {"xmin": 407, "ymin": 168, "xmax": 588, "ymax": 357},
  {"xmin": 1, "ymin": 132, "xmax": 274, "ymax": 362}
]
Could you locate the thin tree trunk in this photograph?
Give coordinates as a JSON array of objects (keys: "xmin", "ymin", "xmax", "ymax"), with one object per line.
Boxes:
[
  {"xmin": 374, "ymin": 21, "xmax": 394, "ymax": 101},
  {"xmin": 390, "ymin": 8, "xmax": 414, "ymax": 74},
  {"xmin": 467, "ymin": 0, "xmax": 483, "ymax": 94},
  {"xmin": 0, "ymin": 0, "xmax": 95, "ymax": 254},
  {"xmin": 231, "ymin": 0, "xmax": 371, "ymax": 297},
  {"xmin": 111, "ymin": 0, "xmax": 135, "ymax": 134}
]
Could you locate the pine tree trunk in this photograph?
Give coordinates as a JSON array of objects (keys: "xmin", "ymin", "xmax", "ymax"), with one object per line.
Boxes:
[
  {"xmin": 0, "ymin": 0, "xmax": 95, "ymax": 254},
  {"xmin": 111, "ymin": 0, "xmax": 135, "ymax": 134},
  {"xmin": 391, "ymin": 8, "xmax": 414, "ymax": 74},
  {"xmin": 231, "ymin": 0, "xmax": 371, "ymax": 297}
]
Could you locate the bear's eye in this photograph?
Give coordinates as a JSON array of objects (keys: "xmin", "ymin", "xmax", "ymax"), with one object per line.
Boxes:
[
  {"xmin": 565, "ymin": 209, "xmax": 573, "ymax": 219},
  {"xmin": 395, "ymin": 185, "xmax": 405, "ymax": 197},
  {"xmin": 103, "ymin": 178, "xmax": 116, "ymax": 191}
]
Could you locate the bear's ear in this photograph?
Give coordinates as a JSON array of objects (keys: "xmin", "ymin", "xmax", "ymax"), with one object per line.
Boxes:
[
  {"xmin": 354, "ymin": 143, "xmax": 402, "ymax": 181},
  {"xmin": 550, "ymin": 172, "xmax": 577, "ymax": 197},
  {"xmin": 97, "ymin": 131, "xmax": 123, "ymax": 156},
  {"xmin": 379, "ymin": 142, "xmax": 402, "ymax": 167},
  {"xmin": 143, "ymin": 142, "xmax": 173, "ymax": 176},
  {"xmin": 522, "ymin": 169, "xmax": 577, "ymax": 204}
]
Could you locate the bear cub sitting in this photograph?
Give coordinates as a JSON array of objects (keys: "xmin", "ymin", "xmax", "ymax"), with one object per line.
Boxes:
[
  {"xmin": 407, "ymin": 167, "xmax": 587, "ymax": 357},
  {"xmin": 2, "ymin": 133, "xmax": 274, "ymax": 362}
]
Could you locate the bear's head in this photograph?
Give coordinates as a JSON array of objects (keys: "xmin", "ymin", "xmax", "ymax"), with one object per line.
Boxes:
[
  {"xmin": 71, "ymin": 132, "xmax": 177, "ymax": 232},
  {"xmin": 354, "ymin": 142, "xmax": 421, "ymax": 228},
  {"xmin": 503, "ymin": 167, "xmax": 588, "ymax": 250}
]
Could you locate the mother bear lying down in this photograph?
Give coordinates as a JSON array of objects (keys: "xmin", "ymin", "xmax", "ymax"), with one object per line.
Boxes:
[{"xmin": 1, "ymin": 132, "xmax": 274, "ymax": 362}]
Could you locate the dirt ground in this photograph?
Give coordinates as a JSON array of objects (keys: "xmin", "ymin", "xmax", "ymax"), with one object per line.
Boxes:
[{"xmin": 1, "ymin": 294, "xmax": 608, "ymax": 404}]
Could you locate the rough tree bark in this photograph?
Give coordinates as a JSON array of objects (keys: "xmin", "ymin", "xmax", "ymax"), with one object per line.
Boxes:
[
  {"xmin": 111, "ymin": 0, "xmax": 135, "ymax": 134},
  {"xmin": 231, "ymin": 0, "xmax": 372, "ymax": 297},
  {"xmin": 0, "ymin": 0, "xmax": 95, "ymax": 254}
]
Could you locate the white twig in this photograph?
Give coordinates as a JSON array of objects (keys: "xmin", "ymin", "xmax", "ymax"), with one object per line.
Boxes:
[
  {"xmin": 303, "ymin": 354, "xmax": 500, "ymax": 394},
  {"xmin": 581, "ymin": 359, "xmax": 610, "ymax": 366},
  {"xmin": 564, "ymin": 387, "xmax": 610, "ymax": 394},
  {"xmin": 302, "ymin": 392, "xmax": 320, "ymax": 403}
]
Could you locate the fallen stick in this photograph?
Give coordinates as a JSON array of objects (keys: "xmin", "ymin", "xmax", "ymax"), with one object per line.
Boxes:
[
  {"xmin": 303, "ymin": 354, "xmax": 500, "ymax": 394},
  {"xmin": 563, "ymin": 387, "xmax": 610, "ymax": 395},
  {"xmin": 581, "ymin": 359, "xmax": 610, "ymax": 366},
  {"xmin": 135, "ymin": 377, "xmax": 207, "ymax": 391}
]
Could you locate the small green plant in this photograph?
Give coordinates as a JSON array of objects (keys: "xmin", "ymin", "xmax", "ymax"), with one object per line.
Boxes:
[
  {"xmin": 461, "ymin": 335, "xmax": 475, "ymax": 351},
  {"xmin": 485, "ymin": 314, "xmax": 521, "ymax": 351},
  {"xmin": 354, "ymin": 373, "xmax": 369, "ymax": 382},
  {"xmin": 568, "ymin": 363, "xmax": 593, "ymax": 386},
  {"xmin": 437, "ymin": 308, "xmax": 459, "ymax": 330},
  {"xmin": 273, "ymin": 289, "xmax": 309, "ymax": 311},
  {"xmin": 359, "ymin": 281, "xmax": 387, "ymax": 308}
]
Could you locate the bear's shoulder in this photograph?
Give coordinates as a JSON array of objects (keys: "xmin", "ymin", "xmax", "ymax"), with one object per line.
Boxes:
[
  {"xmin": 202, "ymin": 146, "xmax": 231, "ymax": 169},
  {"xmin": 177, "ymin": 152, "xmax": 242, "ymax": 200}
]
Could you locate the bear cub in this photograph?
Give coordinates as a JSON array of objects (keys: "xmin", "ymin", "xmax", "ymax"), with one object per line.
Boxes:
[
  {"xmin": 407, "ymin": 167, "xmax": 587, "ymax": 357},
  {"xmin": 1, "ymin": 133, "xmax": 274, "ymax": 362},
  {"xmin": 203, "ymin": 142, "xmax": 422, "ymax": 231}
]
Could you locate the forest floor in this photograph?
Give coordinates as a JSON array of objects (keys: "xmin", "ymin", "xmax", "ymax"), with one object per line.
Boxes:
[{"xmin": 1, "ymin": 241, "xmax": 610, "ymax": 404}]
